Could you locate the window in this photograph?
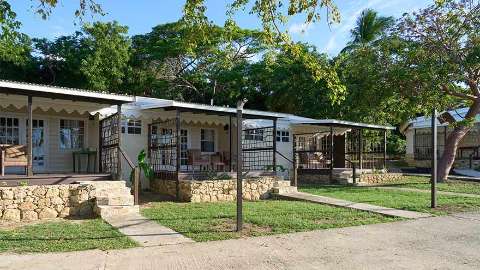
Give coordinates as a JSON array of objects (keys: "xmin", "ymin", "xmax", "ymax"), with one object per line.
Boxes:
[
  {"xmin": 244, "ymin": 129, "xmax": 264, "ymax": 141},
  {"xmin": 276, "ymin": 131, "xmax": 290, "ymax": 142},
  {"xmin": 201, "ymin": 129, "xmax": 215, "ymax": 152},
  {"xmin": 122, "ymin": 119, "xmax": 142, "ymax": 135},
  {"xmin": 0, "ymin": 117, "xmax": 20, "ymax": 144},
  {"xmin": 60, "ymin": 119, "xmax": 85, "ymax": 149}
]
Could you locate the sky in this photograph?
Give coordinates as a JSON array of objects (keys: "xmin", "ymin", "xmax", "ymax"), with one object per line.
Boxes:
[{"xmin": 10, "ymin": 0, "xmax": 433, "ymax": 56}]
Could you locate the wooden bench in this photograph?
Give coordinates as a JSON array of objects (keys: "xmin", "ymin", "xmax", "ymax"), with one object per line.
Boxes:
[{"xmin": 0, "ymin": 144, "xmax": 28, "ymax": 176}]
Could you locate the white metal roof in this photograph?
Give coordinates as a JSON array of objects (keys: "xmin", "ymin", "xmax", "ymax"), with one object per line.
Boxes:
[
  {"xmin": 140, "ymin": 99, "xmax": 285, "ymax": 119},
  {"xmin": 409, "ymin": 107, "xmax": 480, "ymax": 129},
  {"xmin": 289, "ymin": 119, "xmax": 395, "ymax": 130},
  {"xmin": 0, "ymin": 80, "xmax": 134, "ymax": 104}
]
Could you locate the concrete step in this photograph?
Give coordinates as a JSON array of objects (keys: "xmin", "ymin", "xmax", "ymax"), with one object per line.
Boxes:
[
  {"xmin": 96, "ymin": 195, "xmax": 134, "ymax": 206},
  {"xmin": 95, "ymin": 187, "xmax": 132, "ymax": 197},
  {"xmin": 95, "ymin": 205, "xmax": 139, "ymax": 219},
  {"xmin": 272, "ymin": 186, "xmax": 298, "ymax": 195},
  {"xmin": 77, "ymin": 180, "xmax": 128, "ymax": 189}
]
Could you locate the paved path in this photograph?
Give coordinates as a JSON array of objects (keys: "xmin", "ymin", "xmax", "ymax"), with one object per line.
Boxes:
[
  {"xmin": 104, "ymin": 212, "xmax": 194, "ymax": 247},
  {"xmin": 454, "ymin": 169, "xmax": 480, "ymax": 178},
  {"xmin": 276, "ymin": 192, "xmax": 432, "ymax": 219},
  {"xmin": 2, "ymin": 212, "xmax": 479, "ymax": 270},
  {"xmin": 375, "ymin": 186, "xmax": 480, "ymax": 198}
]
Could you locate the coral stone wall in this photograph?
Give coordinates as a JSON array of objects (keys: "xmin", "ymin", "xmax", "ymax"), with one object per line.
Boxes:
[
  {"xmin": 358, "ymin": 173, "xmax": 404, "ymax": 185},
  {"xmin": 150, "ymin": 177, "xmax": 289, "ymax": 202},
  {"xmin": 0, "ymin": 184, "xmax": 96, "ymax": 222}
]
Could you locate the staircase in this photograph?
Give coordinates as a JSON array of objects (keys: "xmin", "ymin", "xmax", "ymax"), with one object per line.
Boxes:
[
  {"xmin": 77, "ymin": 181, "xmax": 139, "ymax": 218},
  {"xmin": 272, "ymin": 180, "xmax": 298, "ymax": 195}
]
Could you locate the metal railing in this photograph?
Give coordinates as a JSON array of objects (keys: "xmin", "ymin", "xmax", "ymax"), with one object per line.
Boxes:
[{"xmin": 118, "ymin": 146, "xmax": 140, "ymax": 205}]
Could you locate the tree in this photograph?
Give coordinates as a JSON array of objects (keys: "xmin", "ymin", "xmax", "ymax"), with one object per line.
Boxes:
[
  {"xmin": 396, "ymin": 0, "xmax": 480, "ymax": 181},
  {"xmin": 0, "ymin": 0, "xmax": 30, "ymax": 64},
  {"xmin": 342, "ymin": 8, "xmax": 394, "ymax": 52},
  {"xmin": 80, "ymin": 21, "xmax": 131, "ymax": 92}
]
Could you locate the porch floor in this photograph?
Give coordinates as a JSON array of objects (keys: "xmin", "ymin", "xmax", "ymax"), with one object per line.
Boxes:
[{"xmin": 0, "ymin": 173, "xmax": 112, "ymax": 186}]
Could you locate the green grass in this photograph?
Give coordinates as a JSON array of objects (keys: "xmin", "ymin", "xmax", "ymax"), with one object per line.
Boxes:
[
  {"xmin": 0, "ymin": 219, "xmax": 138, "ymax": 253},
  {"xmin": 141, "ymin": 200, "xmax": 400, "ymax": 242},
  {"xmin": 299, "ymin": 185, "xmax": 480, "ymax": 215},
  {"xmin": 378, "ymin": 176, "xmax": 480, "ymax": 195}
]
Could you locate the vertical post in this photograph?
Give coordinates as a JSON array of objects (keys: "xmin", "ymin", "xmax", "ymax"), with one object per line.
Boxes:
[
  {"xmin": 116, "ymin": 104, "xmax": 122, "ymax": 180},
  {"xmin": 431, "ymin": 109, "xmax": 437, "ymax": 208},
  {"xmin": 359, "ymin": 129, "xmax": 363, "ymax": 171},
  {"xmin": 147, "ymin": 124, "xmax": 152, "ymax": 159},
  {"xmin": 383, "ymin": 129, "xmax": 387, "ymax": 171},
  {"xmin": 292, "ymin": 135, "xmax": 298, "ymax": 187},
  {"xmin": 27, "ymin": 96, "xmax": 33, "ymax": 176},
  {"xmin": 229, "ymin": 115, "xmax": 233, "ymax": 172},
  {"xmin": 272, "ymin": 118, "xmax": 277, "ymax": 174},
  {"xmin": 329, "ymin": 126, "xmax": 334, "ymax": 182},
  {"xmin": 236, "ymin": 99, "xmax": 247, "ymax": 232},
  {"xmin": 134, "ymin": 167, "xmax": 140, "ymax": 205},
  {"xmin": 98, "ymin": 118, "xmax": 103, "ymax": 173},
  {"xmin": 176, "ymin": 109, "xmax": 181, "ymax": 201}
]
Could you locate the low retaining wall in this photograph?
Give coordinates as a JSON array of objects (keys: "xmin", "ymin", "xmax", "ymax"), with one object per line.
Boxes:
[
  {"xmin": 0, "ymin": 184, "xmax": 96, "ymax": 222},
  {"xmin": 358, "ymin": 173, "xmax": 404, "ymax": 185},
  {"xmin": 150, "ymin": 177, "xmax": 290, "ymax": 202}
]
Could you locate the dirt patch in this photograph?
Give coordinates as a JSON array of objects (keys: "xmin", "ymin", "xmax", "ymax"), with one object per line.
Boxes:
[
  {"xmin": 434, "ymin": 204, "xmax": 480, "ymax": 214},
  {"xmin": 212, "ymin": 218, "xmax": 272, "ymax": 237}
]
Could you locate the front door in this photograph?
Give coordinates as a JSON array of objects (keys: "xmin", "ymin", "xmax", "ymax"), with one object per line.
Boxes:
[{"xmin": 27, "ymin": 119, "xmax": 47, "ymax": 171}]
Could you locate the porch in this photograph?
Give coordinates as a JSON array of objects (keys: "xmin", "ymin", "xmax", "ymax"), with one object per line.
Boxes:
[
  {"xmin": 0, "ymin": 80, "xmax": 135, "ymax": 186},
  {"xmin": 290, "ymin": 119, "xmax": 395, "ymax": 185}
]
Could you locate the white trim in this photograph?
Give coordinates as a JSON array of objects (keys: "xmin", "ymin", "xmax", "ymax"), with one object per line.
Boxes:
[
  {"xmin": 200, "ymin": 128, "xmax": 217, "ymax": 154},
  {"xmin": 0, "ymin": 80, "xmax": 134, "ymax": 103}
]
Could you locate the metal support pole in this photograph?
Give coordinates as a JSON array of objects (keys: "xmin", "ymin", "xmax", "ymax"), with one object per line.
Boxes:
[
  {"xmin": 229, "ymin": 115, "xmax": 233, "ymax": 172},
  {"xmin": 431, "ymin": 109, "xmax": 437, "ymax": 208},
  {"xmin": 383, "ymin": 130, "xmax": 387, "ymax": 171},
  {"xmin": 359, "ymin": 129, "xmax": 363, "ymax": 171},
  {"xmin": 236, "ymin": 99, "xmax": 247, "ymax": 232},
  {"xmin": 293, "ymin": 135, "xmax": 298, "ymax": 187},
  {"xmin": 27, "ymin": 96, "xmax": 33, "ymax": 176},
  {"xmin": 176, "ymin": 109, "xmax": 181, "ymax": 201},
  {"xmin": 329, "ymin": 126, "xmax": 334, "ymax": 182},
  {"xmin": 116, "ymin": 104, "xmax": 122, "ymax": 180},
  {"xmin": 272, "ymin": 118, "xmax": 277, "ymax": 174}
]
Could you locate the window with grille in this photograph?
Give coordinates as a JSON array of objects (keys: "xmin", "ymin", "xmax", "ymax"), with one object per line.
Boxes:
[
  {"xmin": 245, "ymin": 129, "xmax": 264, "ymax": 141},
  {"xmin": 0, "ymin": 117, "xmax": 20, "ymax": 144},
  {"xmin": 276, "ymin": 130, "xmax": 290, "ymax": 142},
  {"xmin": 60, "ymin": 119, "xmax": 85, "ymax": 149},
  {"xmin": 201, "ymin": 129, "xmax": 215, "ymax": 153},
  {"xmin": 122, "ymin": 119, "xmax": 142, "ymax": 135}
]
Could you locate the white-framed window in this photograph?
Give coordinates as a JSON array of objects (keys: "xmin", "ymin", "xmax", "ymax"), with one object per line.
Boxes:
[
  {"xmin": 276, "ymin": 130, "xmax": 290, "ymax": 142},
  {"xmin": 122, "ymin": 119, "xmax": 142, "ymax": 135},
  {"xmin": 244, "ymin": 129, "xmax": 264, "ymax": 141},
  {"xmin": 0, "ymin": 117, "xmax": 20, "ymax": 144},
  {"xmin": 60, "ymin": 119, "xmax": 85, "ymax": 149},
  {"xmin": 201, "ymin": 129, "xmax": 215, "ymax": 153}
]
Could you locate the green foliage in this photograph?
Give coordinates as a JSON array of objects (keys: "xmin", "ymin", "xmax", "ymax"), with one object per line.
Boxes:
[
  {"xmin": 137, "ymin": 149, "xmax": 153, "ymax": 181},
  {"xmin": 0, "ymin": 1, "xmax": 31, "ymax": 66},
  {"xmin": 387, "ymin": 133, "xmax": 406, "ymax": 155},
  {"xmin": 80, "ymin": 21, "xmax": 131, "ymax": 92}
]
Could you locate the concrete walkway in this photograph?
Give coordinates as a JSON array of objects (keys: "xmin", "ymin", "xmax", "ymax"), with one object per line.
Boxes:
[
  {"xmin": 454, "ymin": 168, "xmax": 480, "ymax": 178},
  {"xmin": 276, "ymin": 192, "xmax": 432, "ymax": 219},
  {"xmin": 375, "ymin": 186, "xmax": 480, "ymax": 198},
  {"xmin": 104, "ymin": 212, "xmax": 194, "ymax": 247},
  {"xmin": 2, "ymin": 212, "xmax": 479, "ymax": 270}
]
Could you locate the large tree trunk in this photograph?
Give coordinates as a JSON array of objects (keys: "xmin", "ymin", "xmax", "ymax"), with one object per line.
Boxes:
[{"xmin": 437, "ymin": 100, "xmax": 480, "ymax": 181}]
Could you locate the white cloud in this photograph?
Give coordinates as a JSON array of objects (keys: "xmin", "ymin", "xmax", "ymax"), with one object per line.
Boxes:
[{"xmin": 288, "ymin": 22, "xmax": 315, "ymax": 36}]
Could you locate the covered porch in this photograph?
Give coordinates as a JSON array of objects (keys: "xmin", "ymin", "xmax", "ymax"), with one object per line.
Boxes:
[
  {"xmin": 0, "ymin": 80, "xmax": 134, "ymax": 186},
  {"xmin": 142, "ymin": 101, "xmax": 284, "ymax": 179},
  {"xmin": 290, "ymin": 119, "xmax": 395, "ymax": 185}
]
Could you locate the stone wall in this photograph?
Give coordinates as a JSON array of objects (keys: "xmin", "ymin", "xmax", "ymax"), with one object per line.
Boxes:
[
  {"xmin": 297, "ymin": 173, "xmax": 330, "ymax": 185},
  {"xmin": 150, "ymin": 177, "xmax": 289, "ymax": 202},
  {"xmin": 454, "ymin": 159, "xmax": 480, "ymax": 169},
  {"xmin": 358, "ymin": 173, "xmax": 404, "ymax": 185},
  {"xmin": 0, "ymin": 184, "xmax": 96, "ymax": 222}
]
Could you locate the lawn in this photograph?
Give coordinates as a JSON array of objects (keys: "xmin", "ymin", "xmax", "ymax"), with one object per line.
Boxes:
[
  {"xmin": 377, "ymin": 176, "xmax": 480, "ymax": 195},
  {"xmin": 0, "ymin": 219, "xmax": 138, "ymax": 253},
  {"xmin": 299, "ymin": 185, "xmax": 480, "ymax": 215},
  {"xmin": 141, "ymin": 200, "xmax": 400, "ymax": 242}
]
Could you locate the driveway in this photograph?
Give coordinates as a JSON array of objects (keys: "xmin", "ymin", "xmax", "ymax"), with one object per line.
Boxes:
[{"xmin": 1, "ymin": 212, "xmax": 479, "ymax": 270}]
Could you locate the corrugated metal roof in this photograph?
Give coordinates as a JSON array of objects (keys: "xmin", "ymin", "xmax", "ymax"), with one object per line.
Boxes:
[{"xmin": 0, "ymin": 80, "xmax": 134, "ymax": 103}]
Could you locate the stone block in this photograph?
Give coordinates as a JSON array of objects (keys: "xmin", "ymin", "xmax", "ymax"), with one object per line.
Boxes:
[
  {"xmin": 3, "ymin": 209, "xmax": 20, "ymax": 221},
  {"xmin": 38, "ymin": 207, "xmax": 58, "ymax": 219},
  {"xmin": 22, "ymin": 210, "xmax": 38, "ymax": 221}
]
